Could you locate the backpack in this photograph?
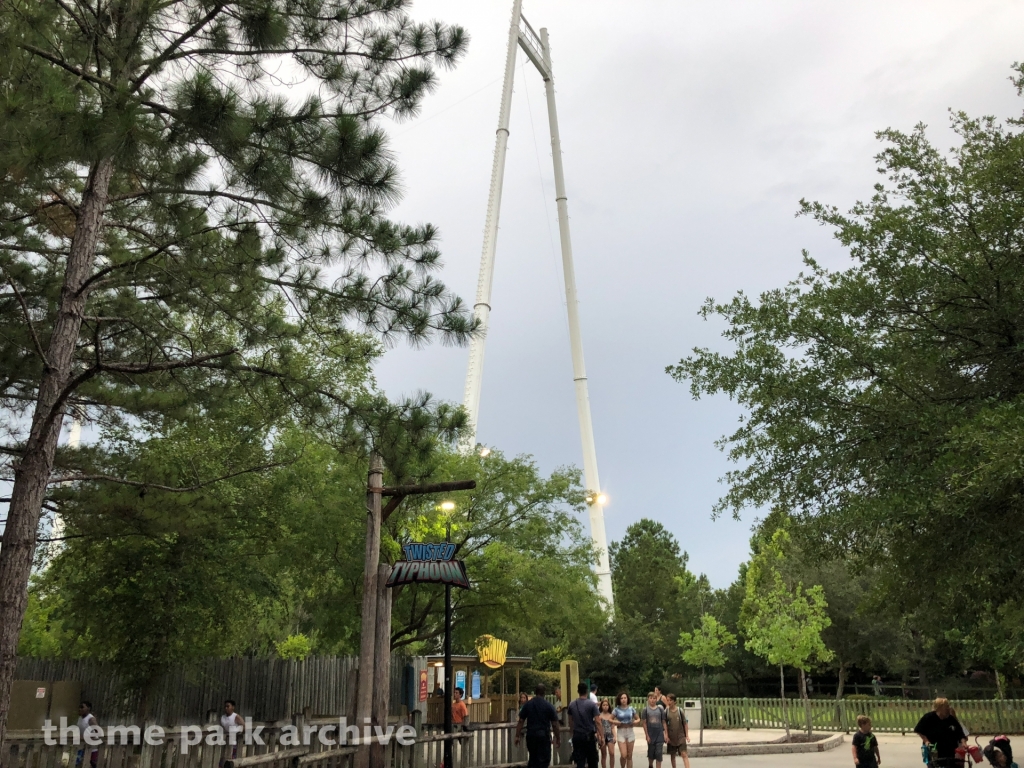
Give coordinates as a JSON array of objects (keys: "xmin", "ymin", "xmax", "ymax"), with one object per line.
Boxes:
[
  {"xmin": 665, "ymin": 707, "xmax": 686, "ymax": 734},
  {"xmin": 984, "ymin": 736, "xmax": 1013, "ymax": 767}
]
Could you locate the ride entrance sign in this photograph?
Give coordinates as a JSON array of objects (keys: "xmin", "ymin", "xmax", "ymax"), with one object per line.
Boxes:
[
  {"xmin": 385, "ymin": 536, "xmax": 469, "ymax": 758},
  {"xmin": 386, "ymin": 542, "xmax": 470, "ymax": 589}
]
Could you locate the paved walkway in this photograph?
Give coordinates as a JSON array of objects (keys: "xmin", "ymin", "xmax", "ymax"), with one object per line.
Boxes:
[
  {"xmin": 694, "ymin": 734, "xmax": 923, "ymax": 766},
  {"xmin": 615, "ymin": 729, "xmax": 928, "ymax": 767}
]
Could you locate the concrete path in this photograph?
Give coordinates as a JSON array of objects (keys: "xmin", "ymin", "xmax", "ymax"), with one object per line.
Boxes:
[
  {"xmin": 693, "ymin": 734, "xmax": 923, "ymax": 766},
  {"xmin": 618, "ymin": 729, "xmax": 927, "ymax": 767}
]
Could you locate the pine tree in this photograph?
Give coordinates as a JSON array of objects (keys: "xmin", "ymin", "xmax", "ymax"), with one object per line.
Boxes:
[{"xmin": 0, "ymin": 0, "xmax": 472, "ymax": 744}]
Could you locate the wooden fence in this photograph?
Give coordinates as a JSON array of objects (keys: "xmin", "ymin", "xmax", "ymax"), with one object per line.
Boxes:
[
  {"xmin": 3, "ymin": 721, "xmax": 568, "ymax": 768},
  {"xmin": 700, "ymin": 697, "xmax": 1024, "ymax": 734},
  {"xmin": 14, "ymin": 657, "xmax": 417, "ymax": 726}
]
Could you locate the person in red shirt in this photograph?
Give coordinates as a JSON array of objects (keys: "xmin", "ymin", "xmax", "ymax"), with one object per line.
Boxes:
[{"xmin": 452, "ymin": 688, "xmax": 469, "ymax": 731}]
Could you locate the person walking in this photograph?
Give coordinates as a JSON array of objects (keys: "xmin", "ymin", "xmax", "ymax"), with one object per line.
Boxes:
[
  {"xmin": 613, "ymin": 693, "xmax": 639, "ymax": 768},
  {"xmin": 663, "ymin": 695, "xmax": 690, "ymax": 768},
  {"xmin": 871, "ymin": 676, "xmax": 883, "ymax": 697},
  {"xmin": 568, "ymin": 682, "xmax": 603, "ymax": 768},
  {"xmin": 220, "ymin": 700, "xmax": 245, "ymax": 766},
  {"xmin": 590, "ymin": 686, "xmax": 599, "ymax": 704},
  {"xmin": 653, "ymin": 688, "xmax": 667, "ymax": 710},
  {"xmin": 452, "ymin": 688, "xmax": 469, "ymax": 731},
  {"xmin": 914, "ymin": 698, "xmax": 966, "ymax": 768},
  {"xmin": 598, "ymin": 699, "xmax": 617, "ymax": 768},
  {"xmin": 516, "ymin": 684, "xmax": 561, "ymax": 768},
  {"xmin": 852, "ymin": 715, "xmax": 881, "ymax": 768},
  {"xmin": 641, "ymin": 692, "xmax": 667, "ymax": 768},
  {"xmin": 76, "ymin": 702, "xmax": 100, "ymax": 768}
]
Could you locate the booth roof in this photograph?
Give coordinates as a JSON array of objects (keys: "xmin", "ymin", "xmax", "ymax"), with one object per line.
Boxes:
[{"xmin": 424, "ymin": 655, "xmax": 532, "ymax": 667}]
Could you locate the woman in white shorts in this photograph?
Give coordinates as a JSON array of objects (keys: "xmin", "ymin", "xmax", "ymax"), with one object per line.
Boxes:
[{"xmin": 613, "ymin": 692, "xmax": 640, "ymax": 768}]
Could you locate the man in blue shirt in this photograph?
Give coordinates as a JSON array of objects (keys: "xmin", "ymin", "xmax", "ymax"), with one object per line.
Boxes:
[
  {"xmin": 516, "ymin": 684, "xmax": 562, "ymax": 768},
  {"xmin": 568, "ymin": 682, "xmax": 603, "ymax": 768}
]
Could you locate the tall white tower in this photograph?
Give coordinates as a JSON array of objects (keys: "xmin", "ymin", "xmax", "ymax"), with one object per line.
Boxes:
[{"xmin": 460, "ymin": 2, "xmax": 614, "ymax": 609}]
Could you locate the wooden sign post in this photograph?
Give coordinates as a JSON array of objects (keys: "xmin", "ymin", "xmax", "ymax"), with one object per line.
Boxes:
[{"xmin": 355, "ymin": 456, "xmax": 475, "ymax": 768}]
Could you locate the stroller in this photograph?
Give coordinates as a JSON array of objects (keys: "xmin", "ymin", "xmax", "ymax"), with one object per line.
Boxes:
[{"xmin": 982, "ymin": 736, "xmax": 1016, "ymax": 768}]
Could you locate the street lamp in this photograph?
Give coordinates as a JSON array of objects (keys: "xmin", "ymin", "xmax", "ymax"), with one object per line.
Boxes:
[{"xmin": 440, "ymin": 501, "xmax": 456, "ymax": 512}]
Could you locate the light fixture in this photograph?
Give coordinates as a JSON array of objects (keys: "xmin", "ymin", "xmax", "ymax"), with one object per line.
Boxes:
[
  {"xmin": 597, "ymin": 493, "xmax": 608, "ymax": 506},
  {"xmin": 440, "ymin": 501, "xmax": 456, "ymax": 511},
  {"xmin": 479, "ymin": 447, "xmax": 491, "ymax": 457},
  {"xmin": 585, "ymin": 492, "xmax": 608, "ymax": 506}
]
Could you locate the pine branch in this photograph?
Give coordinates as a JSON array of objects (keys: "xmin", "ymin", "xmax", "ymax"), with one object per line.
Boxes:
[
  {"xmin": 3, "ymin": 274, "xmax": 48, "ymax": 367},
  {"xmin": 130, "ymin": 3, "xmax": 229, "ymax": 93},
  {"xmin": 48, "ymin": 458, "xmax": 290, "ymax": 491},
  {"xmin": 18, "ymin": 43, "xmax": 114, "ymax": 90}
]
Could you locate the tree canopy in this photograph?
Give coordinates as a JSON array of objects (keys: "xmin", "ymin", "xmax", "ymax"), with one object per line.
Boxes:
[
  {"xmin": 669, "ymin": 65, "xmax": 1024, "ymax": 677},
  {"xmin": 0, "ymin": 0, "xmax": 476, "ymax": 743}
]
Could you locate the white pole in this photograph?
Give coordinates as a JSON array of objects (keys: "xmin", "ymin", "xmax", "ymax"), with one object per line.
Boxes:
[
  {"xmin": 539, "ymin": 28, "xmax": 614, "ymax": 609},
  {"xmin": 50, "ymin": 416, "xmax": 82, "ymax": 545},
  {"xmin": 460, "ymin": 0, "xmax": 524, "ymax": 452}
]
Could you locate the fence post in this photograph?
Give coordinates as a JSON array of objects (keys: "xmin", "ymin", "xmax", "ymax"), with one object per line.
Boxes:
[{"xmin": 743, "ymin": 698, "xmax": 750, "ymax": 731}]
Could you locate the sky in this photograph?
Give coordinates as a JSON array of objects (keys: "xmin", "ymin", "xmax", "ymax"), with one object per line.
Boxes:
[{"xmin": 368, "ymin": 0, "xmax": 1024, "ymax": 588}]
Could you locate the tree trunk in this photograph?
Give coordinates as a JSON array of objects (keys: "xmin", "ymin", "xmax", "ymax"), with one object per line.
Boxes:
[
  {"xmin": 0, "ymin": 155, "xmax": 115, "ymax": 752},
  {"xmin": 779, "ymin": 665, "xmax": 790, "ymax": 741},
  {"xmin": 799, "ymin": 668, "xmax": 812, "ymax": 736},
  {"xmin": 833, "ymin": 660, "xmax": 847, "ymax": 732},
  {"xmin": 355, "ymin": 454, "xmax": 383, "ymax": 768},
  {"xmin": 995, "ymin": 669, "xmax": 1005, "ymax": 700},
  {"xmin": 370, "ymin": 563, "xmax": 392, "ymax": 768},
  {"xmin": 835, "ymin": 661, "xmax": 847, "ymax": 700},
  {"xmin": 699, "ymin": 668, "xmax": 705, "ymax": 746}
]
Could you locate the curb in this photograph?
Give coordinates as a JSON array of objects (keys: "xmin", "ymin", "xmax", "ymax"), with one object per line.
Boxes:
[{"xmin": 687, "ymin": 733, "xmax": 845, "ymax": 757}]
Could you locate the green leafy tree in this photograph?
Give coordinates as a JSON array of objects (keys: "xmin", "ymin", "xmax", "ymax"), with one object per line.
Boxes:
[
  {"xmin": 386, "ymin": 448, "xmax": 606, "ymax": 656},
  {"xmin": 0, "ymin": 0, "xmax": 474, "ymax": 742},
  {"xmin": 742, "ymin": 530, "xmax": 832, "ymax": 738},
  {"xmin": 710, "ymin": 565, "xmax": 769, "ymax": 695},
  {"xmin": 679, "ymin": 614, "xmax": 735, "ymax": 744},
  {"xmin": 605, "ymin": 519, "xmax": 703, "ymax": 690},
  {"xmin": 609, "ymin": 519, "xmax": 687, "ymax": 624},
  {"xmin": 275, "ymin": 635, "xmax": 313, "ymax": 661},
  {"xmin": 795, "ymin": 559, "xmax": 904, "ymax": 698},
  {"xmin": 668, "ymin": 65, "xmax": 1024, "ymax": 678},
  {"xmin": 33, "ymin": 408, "xmax": 294, "ymax": 706}
]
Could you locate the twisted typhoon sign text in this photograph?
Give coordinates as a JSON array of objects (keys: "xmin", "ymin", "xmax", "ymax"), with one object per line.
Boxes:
[{"xmin": 386, "ymin": 542, "xmax": 469, "ymax": 589}]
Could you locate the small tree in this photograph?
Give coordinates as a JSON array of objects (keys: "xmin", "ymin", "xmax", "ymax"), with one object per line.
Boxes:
[
  {"xmin": 679, "ymin": 614, "xmax": 735, "ymax": 744},
  {"xmin": 741, "ymin": 530, "xmax": 832, "ymax": 739}
]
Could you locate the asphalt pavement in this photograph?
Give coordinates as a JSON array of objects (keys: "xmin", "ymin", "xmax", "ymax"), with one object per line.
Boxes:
[{"xmin": 619, "ymin": 729, "xmax": 932, "ymax": 768}]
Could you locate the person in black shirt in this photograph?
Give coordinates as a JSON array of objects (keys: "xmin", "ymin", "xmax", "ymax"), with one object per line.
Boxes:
[
  {"xmin": 568, "ymin": 682, "xmax": 604, "ymax": 768},
  {"xmin": 851, "ymin": 715, "xmax": 881, "ymax": 767},
  {"xmin": 914, "ymin": 698, "xmax": 966, "ymax": 767},
  {"xmin": 516, "ymin": 684, "xmax": 562, "ymax": 768}
]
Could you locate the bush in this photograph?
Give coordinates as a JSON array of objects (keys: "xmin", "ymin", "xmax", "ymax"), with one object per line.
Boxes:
[{"xmin": 275, "ymin": 634, "xmax": 312, "ymax": 661}]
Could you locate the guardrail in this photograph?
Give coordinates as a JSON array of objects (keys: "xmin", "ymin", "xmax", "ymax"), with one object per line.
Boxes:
[{"xmin": 700, "ymin": 697, "xmax": 1024, "ymax": 734}]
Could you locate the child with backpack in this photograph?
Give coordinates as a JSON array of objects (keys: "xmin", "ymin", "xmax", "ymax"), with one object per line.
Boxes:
[{"xmin": 984, "ymin": 736, "xmax": 1017, "ymax": 768}]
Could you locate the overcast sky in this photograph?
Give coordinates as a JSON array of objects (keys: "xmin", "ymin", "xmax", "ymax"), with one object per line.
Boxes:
[{"xmin": 371, "ymin": 0, "xmax": 1024, "ymax": 588}]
